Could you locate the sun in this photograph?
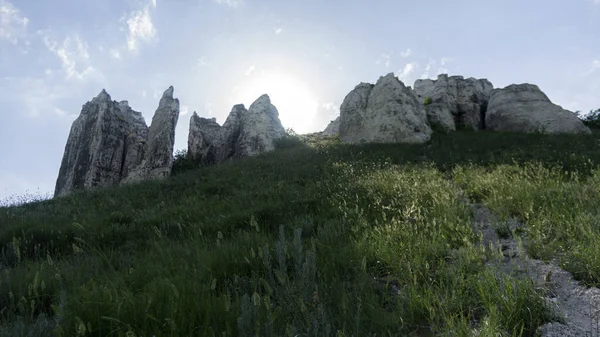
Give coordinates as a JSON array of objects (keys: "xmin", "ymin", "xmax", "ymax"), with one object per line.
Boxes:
[{"xmin": 234, "ymin": 69, "xmax": 319, "ymax": 134}]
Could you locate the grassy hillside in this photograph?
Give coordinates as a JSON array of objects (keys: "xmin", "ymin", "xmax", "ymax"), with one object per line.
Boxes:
[{"xmin": 2, "ymin": 130, "xmax": 600, "ymax": 336}]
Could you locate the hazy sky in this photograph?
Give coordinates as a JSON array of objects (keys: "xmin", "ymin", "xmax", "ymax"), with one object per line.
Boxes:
[{"xmin": 1, "ymin": 0, "xmax": 600, "ymax": 200}]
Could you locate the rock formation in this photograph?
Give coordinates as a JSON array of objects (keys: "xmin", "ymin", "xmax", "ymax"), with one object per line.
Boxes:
[
  {"xmin": 187, "ymin": 94, "xmax": 286, "ymax": 165},
  {"xmin": 486, "ymin": 84, "xmax": 591, "ymax": 134},
  {"xmin": 54, "ymin": 86, "xmax": 180, "ymax": 197},
  {"xmin": 322, "ymin": 116, "xmax": 340, "ymax": 136},
  {"xmin": 188, "ymin": 113, "xmax": 221, "ymax": 165},
  {"xmin": 339, "ymin": 73, "xmax": 432, "ymax": 144},
  {"xmin": 414, "ymin": 74, "xmax": 494, "ymax": 131},
  {"xmin": 123, "ymin": 87, "xmax": 180, "ymax": 182}
]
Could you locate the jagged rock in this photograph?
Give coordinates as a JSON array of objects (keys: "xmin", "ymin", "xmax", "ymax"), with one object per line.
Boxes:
[
  {"xmin": 236, "ymin": 94, "xmax": 286, "ymax": 157},
  {"xmin": 339, "ymin": 73, "xmax": 432, "ymax": 144},
  {"xmin": 216, "ymin": 104, "xmax": 246, "ymax": 162},
  {"xmin": 55, "ymin": 86, "xmax": 180, "ymax": 197},
  {"xmin": 414, "ymin": 74, "xmax": 493, "ymax": 130},
  {"xmin": 486, "ymin": 84, "xmax": 591, "ymax": 134},
  {"xmin": 322, "ymin": 116, "xmax": 340, "ymax": 135},
  {"xmin": 188, "ymin": 113, "xmax": 221, "ymax": 165},
  {"xmin": 187, "ymin": 94, "xmax": 286, "ymax": 166},
  {"xmin": 54, "ymin": 90, "xmax": 148, "ymax": 197}
]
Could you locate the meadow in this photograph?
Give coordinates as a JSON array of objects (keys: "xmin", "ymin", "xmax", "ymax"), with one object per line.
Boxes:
[{"xmin": 1, "ymin": 129, "xmax": 600, "ymax": 336}]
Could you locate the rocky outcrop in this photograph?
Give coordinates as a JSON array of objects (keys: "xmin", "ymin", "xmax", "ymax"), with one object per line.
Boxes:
[
  {"xmin": 414, "ymin": 74, "xmax": 493, "ymax": 131},
  {"xmin": 322, "ymin": 116, "xmax": 340, "ymax": 136},
  {"xmin": 339, "ymin": 73, "xmax": 432, "ymax": 144},
  {"xmin": 486, "ymin": 84, "xmax": 591, "ymax": 134},
  {"xmin": 55, "ymin": 86, "xmax": 180, "ymax": 197},
  {"xmin": 187, "ymin": 94, "xmax": 286, "ymax": 166},
  {"xmin": 236, "ymin": 94, "xmax": 286, "ymax": 157},
  {"xmin": 188, "ymin": 113, "xmax": 221, "ymax": 165},
  {"xmin": 123, "ymin": 87, "xmax": 180, "ymax": 182}
]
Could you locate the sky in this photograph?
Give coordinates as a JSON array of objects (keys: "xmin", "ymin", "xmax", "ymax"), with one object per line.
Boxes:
[{"xmin": 1, "ymin": 0, "xmax": 600, "ymax": 201}]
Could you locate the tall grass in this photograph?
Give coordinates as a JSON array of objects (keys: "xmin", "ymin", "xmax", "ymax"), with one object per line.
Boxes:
[{"xmin": 2, "ymin": 130, "xmax": 600, "ymax": 335}]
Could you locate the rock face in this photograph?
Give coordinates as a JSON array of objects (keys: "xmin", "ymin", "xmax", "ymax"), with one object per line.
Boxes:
[
  {"xmin": 322, "ymin": 116, "xmax": 340, "ymax": 135},
  {"xmin": 236, "ymin": 94, "xmax": 286, "ymax": 157},
  {"xmin": 124, "ymin": 87, "xmax": 180, "ymax": 182},
  {"xmin": 187, "ymin": 94, "xmax": 286, "ymax": 166},
  {"xmin": 414, "ymin": 74, "xmax": 494, "ymax": 131},
  {"xmin": 486, "ymin": 84, "xmax": 591, "ymax": 134},
  {"xmin": 188, "ymin": 113, "xmax": 221, "ymax": 165},
  {"xmin": 54, "ymin": 87, "xmax": 180, "ymax": 197},
  {"xmin": 339, "ymin": 73, "xmax": 432, "ymax": 144}
]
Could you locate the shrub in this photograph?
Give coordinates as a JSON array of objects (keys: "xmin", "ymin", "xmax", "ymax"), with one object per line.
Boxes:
[
  {"xmin": 274, "ymin": 129, "xmax": 305, "ymax": 150},
  {"xmin": 424, "ymin": 96, "xmax": 432, "ymax": 106},
  {"xmin": 171, "ymin": 149, "xmax": 198, "ymax": 175},
  {"xmin": 578, "ymin": 109, "xmax": 600, "ymax": 129}
]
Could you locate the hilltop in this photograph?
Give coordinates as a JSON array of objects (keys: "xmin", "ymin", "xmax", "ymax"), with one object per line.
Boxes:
[{"xmin": 1, "ymin": 130, "xmax": 600, "ymax": 336}]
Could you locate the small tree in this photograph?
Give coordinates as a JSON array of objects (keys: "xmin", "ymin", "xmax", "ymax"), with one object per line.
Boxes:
[
  {"xmin": 171, "ymin": 149, "xmax": 198, "ymax": 175},
  {"xmin": 424, "ymin": 96, "xmax": 432, "ymax": 106},
  {"xmin": 577, "ymin": 109, "xmax": 600, "ymax": 129}
]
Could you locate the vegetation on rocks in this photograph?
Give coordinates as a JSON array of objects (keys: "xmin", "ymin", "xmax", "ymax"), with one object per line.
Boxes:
[{"xmin": 2, "ymin": 129, "xmax": 600, "ymax": 336}]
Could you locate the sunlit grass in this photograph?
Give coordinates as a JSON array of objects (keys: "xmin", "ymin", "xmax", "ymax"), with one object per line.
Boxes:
[{"xmin": 2, "ymin": 130, "xmax": 600, "ymax": 336}]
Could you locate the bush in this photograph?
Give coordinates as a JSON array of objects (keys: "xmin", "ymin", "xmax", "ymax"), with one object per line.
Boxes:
[
  {"xmin": 171, "ymin": 149, "xmax": 198, "ymax": 175},
  {"xmin": 424, "ymin": 96, "xmax": 432, "ymax": 106},
  {"xmin": 578, "ymin": 109, "xmax": 600, "ymax": 129},
  {"xmin": 274, "ymin": 129, "xmax": 305, "ymax": 150}
]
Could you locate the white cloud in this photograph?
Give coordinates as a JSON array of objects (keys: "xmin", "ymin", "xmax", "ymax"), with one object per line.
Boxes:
[
  {"xmin": 440, "ymin": 57, "xmax": 452, "ymax": 66},
  {"xmin": 244, "ymin": 65, "xmax": 256, "ymax": 76},
  {"xmin": 274, "ymin": 27, "xmax": 282, "ymax": 35},
  {"xmin": 420, "ymin": 59, "xmax": 435, "ymax": 79},
  {"xmin": 110, "ymin": 48, "xmax": 121, "ymax": 59},
  {"xmin": 0, "ymin": 0, "xmax": 29, "ymax": 44},
  {"xmin": 180, "ymin": 104, "xmax": 189, "ymax": 116},
  {"xmin": 124, "ymin": 4, "xmax": 157, "ymax": 52},
  {"xmin": 322, "ymin": 102, "xmax": 339, "ymax": 117},
  {"xmin": 212, "ymin": 0, "xmax": 244, "ymax": 8},
  {"xmin": 398, "ymin": 62, "xmax": 417, "ymax": 83},
  {"xmin": 376, "ymin": 53, "xmax": 391, "ymax": 68},
  {"xmin": 591, "ymin": 60, "xmax": 600, "ymax": 73},
  {"xmin": 192, "ymin": 56, "xmax": 209, "ymax": 71},
  {"xmin": 400, "ymin": 48, "xmax": 412, "ymax": 58},
  {"xmin": 42, "ymin": 33, "xmax": 98, "ymax": 81}
]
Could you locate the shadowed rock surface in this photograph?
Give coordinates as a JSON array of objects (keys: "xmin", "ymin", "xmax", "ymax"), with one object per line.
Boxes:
[
  {"xmin": 414, "ymin": 74, "xmax": 493, "ymax": 131},
  {"xmin": 188, "ymin": 113, "xmax": 221, "ymax": 165},
  {"xmin": 339, "ymin": 73, "xmax": 432, "ymax": 144},
  {"xmin": 187, "ymin": 94, "xmax": 286, "ymax": 166},
  {"xmin": 54, "ymin": 90, "xmax": 149, "ymax": 197},
  {"xmin": 322, "ymin": 116, "xmax": 340, "ymax": 136},
  {"xmin": 55, "ymin": 87, "xmax": 179, "ymax": 197},
  {"xmin": 486, "ymin": 84, "xmax": 591, "ymax": 134},
  {"xmin": 123, "ymin": 86, "xmax": 180, "ymax": 182}
]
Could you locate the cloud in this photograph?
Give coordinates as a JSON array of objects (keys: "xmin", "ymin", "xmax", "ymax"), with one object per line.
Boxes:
[
  {"xmin": 591, "ymin": 60, "xmax": 600, "ymax": 73},
  {"xmin": 0, "ymin": 76, "xmax": 72, "ymax": 117},
  {"xmin": 124, "ymin": 3, "xmax": 157, "ymax": 52},
  {"xmin": 398, "ymin": 62, "xmax": 417, "ymax": 83},
  {"xmin": 42, "ymin": 33, "xmax": 98, "ymax": 81},
  {"xmin": 244, "ymin": 65, "xmax": 255, "ymax": 76},
  {"xmin": 376, "ymin": 53, "xmax": 391, "ymax": 68},
  {"xmin": 212, "ymin": 0, "xmax": 244, "ymax": 8},
  {"xmin": 180, "ymin": 104, "xmax": 189, "ymax": 116},
  {"xmin": 322, "ymin": 102, "xmax": 339, "ymax": 117},
  {"xmin": 400, "ymin": 48, "xmax": 412, "ymax": 58},
  {"xmin": 0, "ymin": 0, "xmax": 29, "ymax": 44},
  {"xmin": 109, "ymin": 49, "xmax": 121, "ymax": 59},
  {"xmin": 274, "ymin": 27, "xmax": 282, "ymax": 35}
]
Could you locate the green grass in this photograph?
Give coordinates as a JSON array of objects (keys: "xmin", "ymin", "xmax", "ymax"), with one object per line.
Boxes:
[{"xmin": 2, "ymin": 130, "xmax": 600, "ymax": 336}]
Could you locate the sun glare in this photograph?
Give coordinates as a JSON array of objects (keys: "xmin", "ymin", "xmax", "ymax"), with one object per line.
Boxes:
[{"xmin": 234, "ymin": 70, "xmax": 319, "ymax": 134}]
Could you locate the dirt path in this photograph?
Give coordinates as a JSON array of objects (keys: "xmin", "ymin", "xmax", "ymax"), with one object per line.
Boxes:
[{"xmin": 468, "ymin": 201, "xmax": 600, "ymax": 336}]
